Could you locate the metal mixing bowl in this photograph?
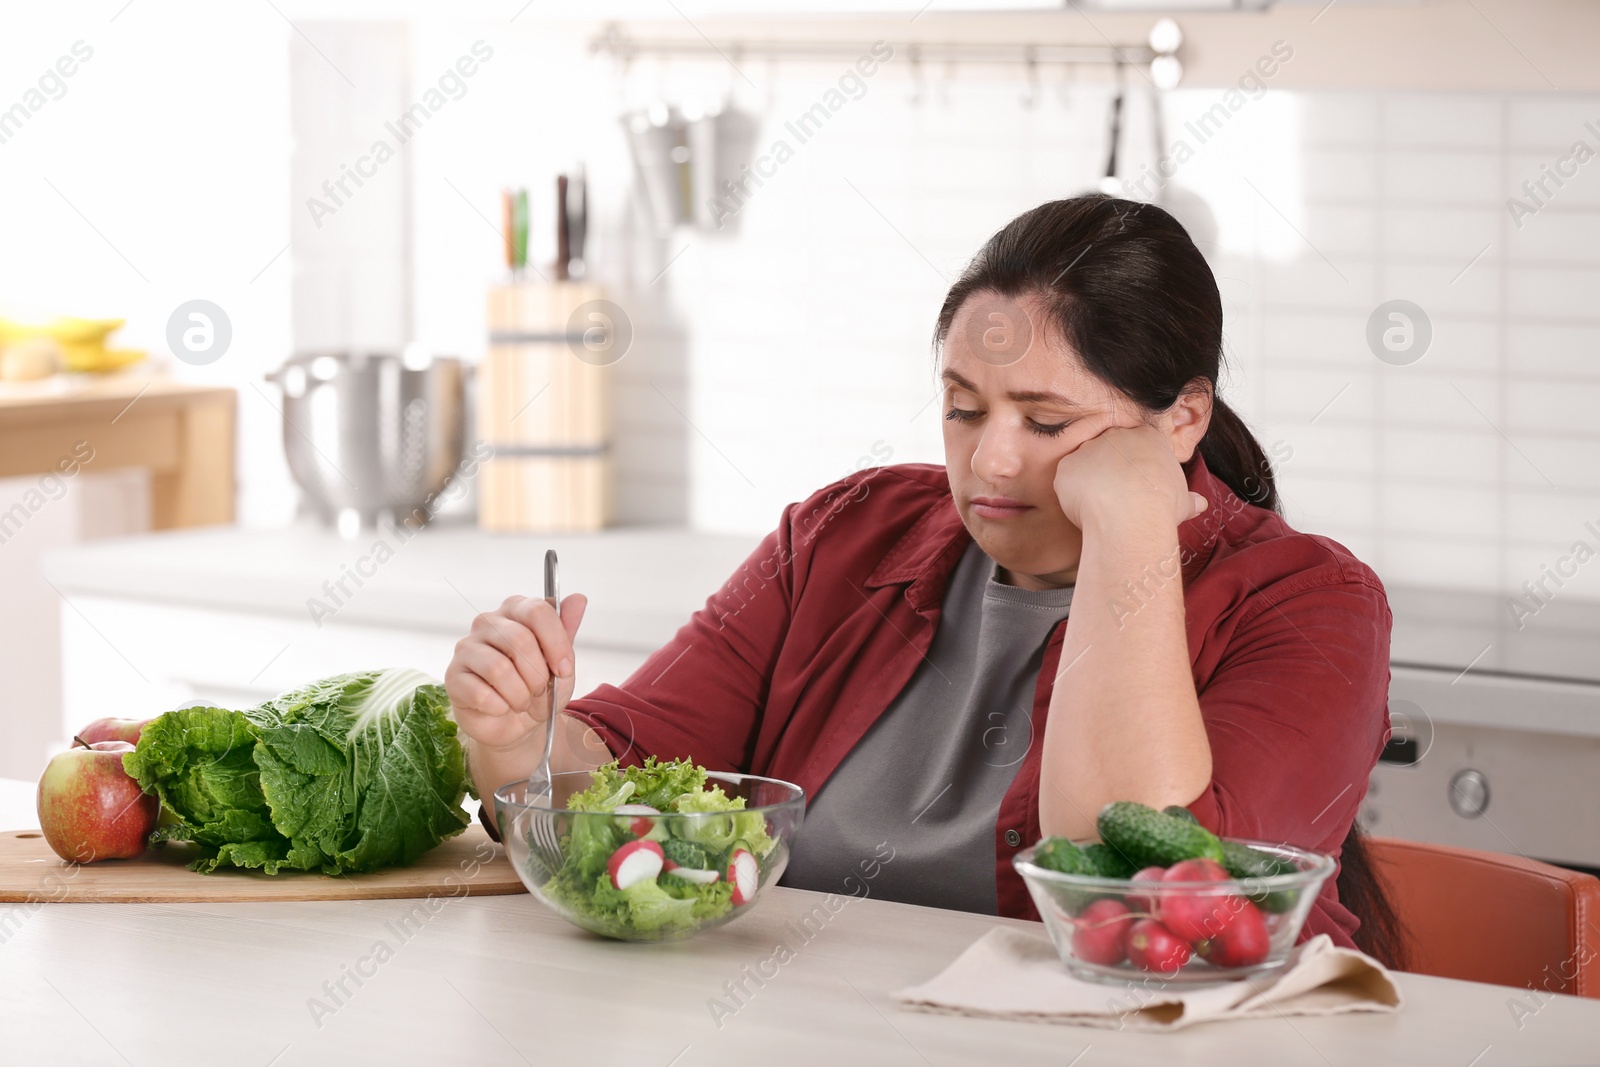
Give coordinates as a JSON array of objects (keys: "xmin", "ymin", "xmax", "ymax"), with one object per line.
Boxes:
[{"xmin": 265, "ymin": 348, "xmax": 467, "ymax": 537}]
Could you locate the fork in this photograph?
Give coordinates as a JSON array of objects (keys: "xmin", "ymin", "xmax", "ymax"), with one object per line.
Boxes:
[{"xmin": 521, "ymin": 549, "xmax": 565, "ymax": 873}]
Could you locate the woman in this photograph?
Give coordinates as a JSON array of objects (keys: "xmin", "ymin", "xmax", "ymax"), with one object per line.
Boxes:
[{"xmin": 450, "ymin": 195, "xmax": 1404, "ymax": 965}]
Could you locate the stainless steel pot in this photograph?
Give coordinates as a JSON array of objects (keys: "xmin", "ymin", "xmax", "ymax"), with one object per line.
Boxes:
[{"xmin": 265, "ymin": 348, "xmax": 467, "ymax": 537}]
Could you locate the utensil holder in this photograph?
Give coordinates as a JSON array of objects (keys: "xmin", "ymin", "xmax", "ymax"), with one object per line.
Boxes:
[{"xmin": 479, "ymin": 281, "xmax": 613, "ymax": 531}]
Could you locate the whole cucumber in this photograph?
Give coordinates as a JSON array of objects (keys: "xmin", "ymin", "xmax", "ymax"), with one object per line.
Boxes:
[
  {"xmin": 1083, "ymin": 842, "xmax": 1138, "ymax": 880},
  {"xmin": 1029, "ymin": 836, "xmax": 1114, "ymax": 915},
  {"xmin": 1162, "ymin": 804, "xmax": 1199, "ymax": 825},
  {"xmin": 1219, "ymin": 839, "xmax": 1299, "ymax": 914},
  {"xmin": 1097, "ymin": 801, "xmax": 1226, "ymax": 869},
  {"xmin": 1031, "ymin": 836, "xmax": 1098, "ymax": 877}
]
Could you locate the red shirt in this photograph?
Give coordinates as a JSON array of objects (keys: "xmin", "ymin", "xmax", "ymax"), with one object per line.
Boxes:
[{"xmin": 563, "ymin": 454, "xmax": 1392, "ymax": 948}]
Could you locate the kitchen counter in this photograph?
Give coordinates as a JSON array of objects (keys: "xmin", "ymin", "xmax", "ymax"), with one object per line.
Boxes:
[
  {"xmin": 45, "ymin": 518, "xmax": 1600, "ymax": 685},
  {"xmin": 41, "ymin": 518, "xmax": 760, "ymax": 652},
  {"xmin": 2, "ymin": 879, "xmax": 1595, "ymax": 1064},
  {"xmin": 38, "ymin": 520, "xmax": 761, "ymax": 743},
  {"xmin": 42, "ymin": 519, "xmax": 1600, "ymax": 742}
]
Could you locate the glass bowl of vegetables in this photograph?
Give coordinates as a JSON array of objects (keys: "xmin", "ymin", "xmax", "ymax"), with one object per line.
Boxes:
[
  {"xmin": 1013, "ymin": 802, "xmax": 1337, "ymax": 985},
  {"xmin": 494, "ymin": 757, "xmax": 805, "ymax": 942}
]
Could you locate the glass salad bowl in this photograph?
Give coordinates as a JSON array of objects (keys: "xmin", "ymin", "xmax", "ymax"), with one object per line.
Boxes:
[
  {"xmin": 1013, "ymin": 839, "xmax": 1336, "ymax": 986},
  {"xmin": 495, "ymin": 768, "xmax": 806, "ymax": 942}
]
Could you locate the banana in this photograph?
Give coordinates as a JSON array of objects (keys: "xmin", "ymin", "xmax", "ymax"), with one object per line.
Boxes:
[
  {"xmin": 0, "ymin": 315, "xmax": 125, "ymax": 345},
  {"xmin": 0, "ymin": 316, "xmax": 144, "ymax": 374},
  {"xmin": 62, "ymin": 346, "xmax": 146, "ymax": 373}
]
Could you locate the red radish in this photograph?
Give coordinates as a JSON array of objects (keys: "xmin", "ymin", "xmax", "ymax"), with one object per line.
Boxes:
[
  {"xmin": 1195, "ymin": 900, "xmax": 1270, "ymax": 968},
  {"xmin": 606, "ymin": 839, "xmax": 664, "ymax": 890},
  {"xmin": 1126, "ymin": 866, "xmax": 1167, "ymax": 916},
  {"xmin": 1071, "ymin": 898, "xmax": 1133, "ymax": 965},
  {"xmin": 1160, "ymin": 891, "xmax": 1241, "ymax": 943},
  {"xmin": 1125, "ymin": 919, "xmax": 1192, "ymax": 975},
  {"xmin": 613, "ymin": 803, "xmax": 660, "ymax": 837},
  {"xmin": 1159, "ymin": 858, "xmax": 1239, "ymax": 942},
  {"xmin": 727, "ymin": 848, "xmax": 759, "ymax": 906},
  {"xmin": 663, "ymin": 862, "xmax": 720, "ymax": 885},
  {"xmin": 1163, "ymin": 858, "xmax": 1229, "ymax": 883}
]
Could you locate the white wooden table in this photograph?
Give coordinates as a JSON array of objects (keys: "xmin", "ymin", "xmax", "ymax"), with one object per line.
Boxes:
[{"xmin": 2, "ymin": 879, "xmax": 1596, "ymax": 1065}]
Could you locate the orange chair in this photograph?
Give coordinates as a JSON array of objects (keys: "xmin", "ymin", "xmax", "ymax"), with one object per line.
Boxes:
[{"xmin": 1366, "ymin": 836, "xmax": 1600, "ymax": 999}]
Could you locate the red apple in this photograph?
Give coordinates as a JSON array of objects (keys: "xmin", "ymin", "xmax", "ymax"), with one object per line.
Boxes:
[
  {"xmin": 74, "ymin": 717, "xmax": 152, "ymax": 747},
  {"xmin": 36, "ymin": 742, "xmax": 159, "ymax": 863}
]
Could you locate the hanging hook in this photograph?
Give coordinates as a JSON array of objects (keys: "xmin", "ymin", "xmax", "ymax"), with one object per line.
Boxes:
[
  {"xmin": 728, "ymin": 42, "xmax": 744, "ymax": 106},
  {"xmin": 1148, "ymin": 79, "xmax": 1168, "ymax": 200},
  {"xmin": 907, "ymin": 45, "xmax": 924, "ymax": 107},
  {"xmin": 1054, "ymin": 58, "xmax": 1073, "ymax": 109},
  {"xmin": 1100, "ymin": 56, "xmax": 1126, "ymax": 196},
  {"xmin": 613, "ymin": 51, "xmax": 635, "ymax": 112},
  {"xmin": 1019, "ymin": 47, "xmax": 1039, "ymax": 109}
]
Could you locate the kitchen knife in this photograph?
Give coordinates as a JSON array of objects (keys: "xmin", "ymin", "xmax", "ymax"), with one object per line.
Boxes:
[
  {"xmin": 512, "ymin": 189, "xmax": 529, "ymax": 275},
  {"xmin": 501, "ymin": 189, "xmax": 514, "ymax": 276},
  {"xmin": 556, "ymin": 174, "xmax": 570, "ymax": 282},
  {"xmin": 568, "ymin": 164, "xmax": 587, "ymax": 278}
]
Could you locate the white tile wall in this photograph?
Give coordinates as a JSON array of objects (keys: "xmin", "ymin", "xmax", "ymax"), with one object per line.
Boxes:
[
  {"xmin": 275, "ymin": 21, "xmax": 1600, "ymax": 602},
  {"xmin": 289, "ymin": 22, "xmax": 413, "ymax": 353},
  {"xmin": 618, "ymin": 74, "xmax": 1600, "ymax": 602},
  {"xmin": 1506, "ymin": 322, "xmax": 1600, "ymax": 376}
]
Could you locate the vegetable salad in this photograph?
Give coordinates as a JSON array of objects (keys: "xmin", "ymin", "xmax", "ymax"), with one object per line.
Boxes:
[{"xmin": 539, "ymin": 758, "xmax": 778, "ymax": 936}]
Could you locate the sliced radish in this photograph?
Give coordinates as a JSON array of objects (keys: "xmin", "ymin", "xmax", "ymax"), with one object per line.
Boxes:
[
  {"xmin": 728, "ymin": 848, "xmax": 758, "ymax": 906},
  {"xmin": 607, "ymin": 839, "xmax": 664, "ymax": 890},
  {"xmin": 613, "ymin": 803, "xmax": 661, "ymax": 838},
  {"xmin": 663, "ymin": 862, "xmax": 721, "ymax": 885}
]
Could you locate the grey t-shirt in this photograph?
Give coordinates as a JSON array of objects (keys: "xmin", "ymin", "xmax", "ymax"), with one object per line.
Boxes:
[{"xmin": 780, "ymin": 539, "xmax": 1073, "ymax": 913}]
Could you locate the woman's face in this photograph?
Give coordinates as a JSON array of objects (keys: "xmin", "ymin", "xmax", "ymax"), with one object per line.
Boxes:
[{"xmin": 941, "ymin": 293, "xmax": 1160, "ymax": 589}]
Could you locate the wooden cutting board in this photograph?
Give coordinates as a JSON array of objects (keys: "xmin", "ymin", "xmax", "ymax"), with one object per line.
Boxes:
[{"xmin": 0, "ymin": 825, "xmax": 527, "ymax": 903}]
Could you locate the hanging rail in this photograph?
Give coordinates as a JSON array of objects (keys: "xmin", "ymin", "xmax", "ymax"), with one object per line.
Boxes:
[{"xmin": 589, "ymin": 24, "xmax": 1158, "ymax": 69}]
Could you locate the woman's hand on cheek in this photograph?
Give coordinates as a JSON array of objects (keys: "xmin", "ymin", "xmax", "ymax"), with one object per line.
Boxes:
[{"xmin": 1052, "ymin": 424, "xmax": 1207, "ymax": 532}]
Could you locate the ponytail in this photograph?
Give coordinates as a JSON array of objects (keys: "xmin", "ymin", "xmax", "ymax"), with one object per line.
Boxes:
[
  {"xmin": 1198, "ymin": 397, "xmax": 1280, "ymax": 514},
  {"xmin": 1337, "ymin": 820, "xmax": 1409, "ymax": 970}
]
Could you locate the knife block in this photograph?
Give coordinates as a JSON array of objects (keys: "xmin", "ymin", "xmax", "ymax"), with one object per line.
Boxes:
[{"xmin": 478, "ymin": 281, "xmax": 613, "ymax": 531}]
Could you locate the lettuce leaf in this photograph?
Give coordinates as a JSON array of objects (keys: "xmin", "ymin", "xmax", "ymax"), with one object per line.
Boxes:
[
  {"xmin": 614, "ymin": 877, "xmax": 699, "ymax": 932},
  {"xmin": 124, "ymin": 669, "xmax": 470, "ymax": 875},
  {"xmin": 672, "ymin": 784, "xmax": 777, "ymax": 860},
  {"xmin": 565, "ymin": 755, "xmax": 707, "ymax": 813},
  {"xmin": 566, "ymin": 812, "xmax": 624, "ymax": 883}
]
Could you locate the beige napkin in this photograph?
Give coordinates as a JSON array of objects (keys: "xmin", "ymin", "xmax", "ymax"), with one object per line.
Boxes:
[{"xmin": 892, "ymin": 927, "xmax": 1403, "ymax": 1032}]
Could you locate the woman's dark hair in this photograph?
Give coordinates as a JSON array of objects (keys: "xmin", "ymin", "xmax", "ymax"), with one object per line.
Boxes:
[
  {"xmin": 934, "ymin": 194, "xmax": 1408, "ymax": 969},
  {"xmin": 1338, "ymin": 820, "xmax": 1408, "ymax": 970},
  {"xmin": 934, "ymin": 193, "xmax": 1278, "ymax": 511}
]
